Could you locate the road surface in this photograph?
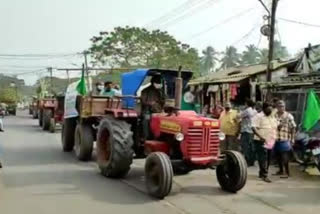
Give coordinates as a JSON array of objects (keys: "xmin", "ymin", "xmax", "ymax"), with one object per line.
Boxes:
[{"xmin": 0, "ymin": 111, "xmax": 319, "ymax": 214}]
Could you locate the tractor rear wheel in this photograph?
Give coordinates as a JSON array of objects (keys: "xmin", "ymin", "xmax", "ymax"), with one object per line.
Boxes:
[
  {"xmin": 61, "ymin": 118, "xmax": 77, "ymax": 152},
  {"xmin": 75, "ymin": 124, "xmax": 94, "ymax": 161},
  {"xmin": 49, "ymin": 118, "xmax": 56, "ymax": 133},
  {"xmin": 42, "ymin": 109, "xmax": 51, "ymax": 131},
  {"xmin": 216, "ymin": 151, "xmax": 247, "ymax": 193},
  {"xmin": 97, "ymin": 117, "xmax": 134, "ymax": 178},
  {"xmin": 145, "ymin": 152, "xmax": 173, "ymax": 199},
  {"xmin": 38, "ymin": 110, "xmax": 43, "ymax": 127}
]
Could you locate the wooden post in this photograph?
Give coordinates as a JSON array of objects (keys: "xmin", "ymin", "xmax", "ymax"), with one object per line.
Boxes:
[{"xmin": 250, "ymin": 78, "xmax": 257, "ymax": 102}]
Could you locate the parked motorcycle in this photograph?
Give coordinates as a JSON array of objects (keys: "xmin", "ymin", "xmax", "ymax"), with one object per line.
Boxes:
[{"xmin": 293, "ymin": 131, "xmax": 320, "ymax": 172}]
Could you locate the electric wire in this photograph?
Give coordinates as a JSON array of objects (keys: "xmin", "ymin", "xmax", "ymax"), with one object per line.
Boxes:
[
  {"xmin": 278, "ymin": 17, "xmax": 320, "ymax": 28},
  {"xmin": 188, "ymin": 7, "xmax": 255, "ymax": 40},
  {"xmin": 144, "ymin": 0, "xmax": 204, "ymax": 28}
]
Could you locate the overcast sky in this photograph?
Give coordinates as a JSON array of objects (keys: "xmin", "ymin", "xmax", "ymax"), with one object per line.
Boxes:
[{"xmin": 0, "ymin": 0, "xmax": 319, "ymax": 85}]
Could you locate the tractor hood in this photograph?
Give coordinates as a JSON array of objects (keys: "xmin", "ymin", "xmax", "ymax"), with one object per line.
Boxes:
[{"xmin": 150, "ymin": 111, "xmax": 220, "ymax": 138}]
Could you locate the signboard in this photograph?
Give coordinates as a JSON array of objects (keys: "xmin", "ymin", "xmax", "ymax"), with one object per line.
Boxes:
[
  {"xmin": 160, "ymin": 120, "xmax": 181, "ymax": 132},
  {"xmin": 64, "ymin": 81, "xmax": 80, "ymax": 119}
]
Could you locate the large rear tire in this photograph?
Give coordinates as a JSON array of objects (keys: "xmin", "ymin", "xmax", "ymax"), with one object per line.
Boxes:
[
  {"xmin": 145, "ymin": 152, "xmax": 173, "ymax": 199},
  {"xmin": 216, "ymin": 150, "xmax": 247, "ymax": 193},
  {"xmin": 38, "ymin": 110, "xmax": 43, "ymax": 127},
  {"xmin": 97, "ymin": 116, "xmax": 134, "ymax": 178},
  {"xmin": 61, "ymin": 118, "xmax": 77, "ymax": 152},
  {"xmin": 75, "ymin": 124, "xmax": 94, "ymax": 161},
  {"xmin": 42, "ymin": 109, "xmax": 51, "ymax": 131}
]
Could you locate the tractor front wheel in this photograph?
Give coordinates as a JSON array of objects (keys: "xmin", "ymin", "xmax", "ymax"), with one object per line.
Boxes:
[
  {"xmin": 42, "ymin": 109, "xmax": 51, "ymax": 131},
  {"xmin": 145, "ymin": 152, "xmax": 173, "ymax": 199},
  {"xmin": 61, "ymin": 118, "xmax": 77, "ymax": 152},
  {"xmin": 216, "ymin": 151, "xmax": 247, "ymax": 193},
  {"xmin": 97, "ymin": 117, "xmax": 134, "ymax": 178},
  {"xmin": 75, "ymin": 124, "xmax": 94, "ymax": 161}
]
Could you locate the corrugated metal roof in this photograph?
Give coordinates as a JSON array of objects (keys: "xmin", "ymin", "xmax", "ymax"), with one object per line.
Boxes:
[
  {"xmin": 190, "ymin": 64, "xmax": 266, "ymax": 85},
  {"xmin": 190, "ymin": 59, "xmax": 298, "ymax": 85}
]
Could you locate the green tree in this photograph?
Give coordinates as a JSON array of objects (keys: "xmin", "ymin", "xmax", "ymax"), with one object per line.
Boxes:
[
  {"xmin": 241, "ymin": 44, "xmax": 260, "ymax": 65},
  {"xmin": 273, "ymin": 40, "xmax": 290, "ymax": 59},
  {"xmin": 0, "ymin": 88, "xmax": 18, "ymax": 103},
  {"xmin": 89, "ymin": 26, "xmax": 200, "ymax": 75},
  {"xmin": 200, "ymin": 46, "xmax": 218, "ymax": 76},
  {"xmin": 259, "ymin": 48, "xmax": 269, "ymax": 63},
  {"xmin": 220, "ymin": 46, "xmax": 241, "ymax": 69},
  {"xmin": 258, "ymin": 40, "xmax": 290, "ymax": 63}
]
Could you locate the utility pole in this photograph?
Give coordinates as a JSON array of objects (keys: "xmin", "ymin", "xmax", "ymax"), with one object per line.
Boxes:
[
  {"xmin": 258, "ymin": 0, "xmax": 279, "ymax": 101},
  {"xmin": 267, "ymin": 0, "xmax": 279, "ymax": 83},
  {"xmin": 48, "ymin": 67, "xmax": 53, "ymax": 94},
  {"xmin": 83, "ymin": 51, "xmax": 90, "ymax": 91},
  {"xmin": 66, "ymin": 69, "xmax": 70, "ymax": 83}
]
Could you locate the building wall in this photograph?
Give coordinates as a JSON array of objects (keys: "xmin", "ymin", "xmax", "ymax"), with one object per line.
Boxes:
[{"xmin": 256, "ymin": 67, "xmax": 288, "ymax": 82}]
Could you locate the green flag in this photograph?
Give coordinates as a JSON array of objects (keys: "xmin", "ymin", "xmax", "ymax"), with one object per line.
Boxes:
[
  {"xmin": 303, "ymin": 90, "xmax": 320, "ymax": 131},
  {"xmin": 76, "ymin": 68, "xmax": 87, "ymax": 96}
]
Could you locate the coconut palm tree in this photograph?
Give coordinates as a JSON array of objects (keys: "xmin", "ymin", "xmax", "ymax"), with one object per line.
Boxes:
[
  {"xmin": 200, "ymin": 46, "xmax": 219, "ymax": 75},
  {"xmin": 220, "ymin": 46, "xmax": 241, "ymax": 69},
  {"xmin": 241, "ymin": 44, "xmax": 260, "ymax": 65}
]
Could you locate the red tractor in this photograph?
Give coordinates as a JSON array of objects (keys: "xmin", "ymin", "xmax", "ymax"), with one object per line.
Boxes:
[
  {"xmin": 62, "ymin": 68, "xmax": 247, "ymax": 199},
  {"xmin": 39, "ymin": 95, "xmax": 64, "ymax": 133}
]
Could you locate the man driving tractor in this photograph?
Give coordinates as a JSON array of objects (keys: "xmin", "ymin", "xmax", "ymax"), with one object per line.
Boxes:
[
  {"xmin": 141, "ymin": 74, "xmax": 165, "ymax": 114},
  {"xmin": 140, "ymin": 74, "xmax": 165, "ymax": 140}
]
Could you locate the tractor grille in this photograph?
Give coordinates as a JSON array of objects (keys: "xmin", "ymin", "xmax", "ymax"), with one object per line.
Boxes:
[{"xmin": 186, "ymin": 127, "xmax": 219, "ymax": 156}]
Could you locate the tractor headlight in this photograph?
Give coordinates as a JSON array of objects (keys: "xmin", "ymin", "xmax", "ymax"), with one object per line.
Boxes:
[
  {"xmin": 218, "ymin": 132, "xmax": 226, "ymax": 141},
  {"xmin": 175, "ymin": 133, "xmax": 184, "ymax": 141}
]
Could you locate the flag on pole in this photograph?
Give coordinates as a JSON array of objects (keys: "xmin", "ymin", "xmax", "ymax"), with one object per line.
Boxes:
[
  {"xmin": 303, "ymin": 90, "xmax": 320, "ymax": 131},
  {"xmin": 76, "ymin": 67, "xmax": 87, "ymax": 96}
]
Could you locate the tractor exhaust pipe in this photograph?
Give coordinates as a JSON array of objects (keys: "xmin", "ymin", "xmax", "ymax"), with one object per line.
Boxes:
[{"xmin": 175, "ymin": 66, "xmax": 183, "ymax": 109}]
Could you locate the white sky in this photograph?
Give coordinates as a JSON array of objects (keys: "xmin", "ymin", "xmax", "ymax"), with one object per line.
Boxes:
[{"xmin": 0, "ymin": 0, "xmax": 319, "ymax": 85}]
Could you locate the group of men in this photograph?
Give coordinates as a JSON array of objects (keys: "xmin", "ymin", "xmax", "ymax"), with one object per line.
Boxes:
[
  {"xmin": 95, "ymin": 81, "xmax": 121, "ymax": 96},
  {"xmin": 220, "ymin": 99, "xmax": 296, "ymax": 183}
]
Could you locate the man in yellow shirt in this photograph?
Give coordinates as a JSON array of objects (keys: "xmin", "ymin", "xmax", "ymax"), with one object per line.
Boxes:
[{"xmin": 219, "ymin": 102, "xmax": 240, "ymax": 151}]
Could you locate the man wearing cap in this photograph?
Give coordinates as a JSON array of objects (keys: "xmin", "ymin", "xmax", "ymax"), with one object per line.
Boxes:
[
  {"xmin": 274, "ymin": 100, "xmax": 296, "ymax": 178},
  {"xmin": 219, "ymin": 102, "xmax": 240, "ymax": 151}
]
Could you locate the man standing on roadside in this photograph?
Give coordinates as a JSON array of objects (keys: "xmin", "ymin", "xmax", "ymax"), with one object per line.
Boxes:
[
  {"xmin": 252, "ymin": 102, "xmax": 278, "ymax": 183},
  {"xmin": 274, "ymin": 100, "xmax": 296, "ymax": 178},
  {"xmin": 219, "ymin": 102, "xmax": 240, "ymax": 151},
  {"xmin": 240, "ymin": 99, "xmax": 256, "ymax": 166}
]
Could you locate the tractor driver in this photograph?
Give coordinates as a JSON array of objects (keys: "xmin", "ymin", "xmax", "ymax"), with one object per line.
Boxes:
[
  {"xmin": 141, "ymin": 75, "xmax": 165, "ymax": 114},
  {"xmin": 141, "ymin": 75, "xmax": 165, "ymax": 140}
]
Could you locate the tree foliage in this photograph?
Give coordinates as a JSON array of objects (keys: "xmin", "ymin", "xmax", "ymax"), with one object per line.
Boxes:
[
  {"xmin": 259, "ymin": 40, "xmax": 290, "ymax": 63},
  {"xmin": 241, "ymin": 44, "xmax": 260, "ymax": 65},
  {"xmin": 220, "ymin": 46, "xmax": 241, "ymax": 69},
  {"xmin": 0, "ymin": 88, "xmax": 18, "ymax": 103},
  {"xmin": 89, "ymin": 26, "xmax": 200, "ymax": 74},
  {"xmin": 200, "ymin": 46, "xmax": 219, "ymax": 76}
]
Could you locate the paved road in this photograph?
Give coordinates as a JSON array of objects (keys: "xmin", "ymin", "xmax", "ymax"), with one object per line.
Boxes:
[{"xmin": 1, "ymin": 111, "xmax": 319, "ymax": 214}]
